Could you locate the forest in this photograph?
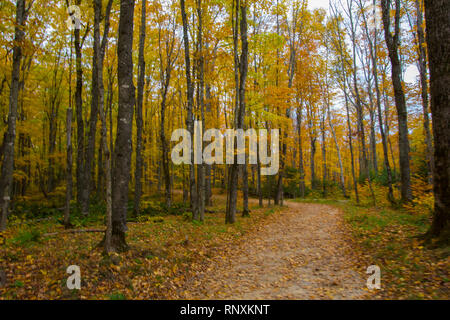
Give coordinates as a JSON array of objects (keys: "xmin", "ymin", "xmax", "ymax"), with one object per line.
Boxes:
[{"xmin": 0, "ymin": 0, "xmax": 448, "ymax": 300}]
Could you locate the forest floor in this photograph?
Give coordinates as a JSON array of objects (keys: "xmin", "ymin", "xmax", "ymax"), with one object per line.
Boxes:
[{"xmin": 0, "ymin": 192, "xmax": 448, "ymax": 299}]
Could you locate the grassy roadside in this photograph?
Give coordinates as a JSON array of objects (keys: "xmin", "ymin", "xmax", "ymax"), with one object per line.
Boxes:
[
  {"xmin": 295, "ymin": 197, "xmax": 449, "ymax": 299},
  {"xmin": 0, "ymin": 194, "xmax": 284, "ymax": 300}
]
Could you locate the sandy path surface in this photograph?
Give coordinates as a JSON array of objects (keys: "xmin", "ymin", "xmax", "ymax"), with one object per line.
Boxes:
[{"xmin": 186, "ymin": 200, "xmax": 367, "ymax": 299}]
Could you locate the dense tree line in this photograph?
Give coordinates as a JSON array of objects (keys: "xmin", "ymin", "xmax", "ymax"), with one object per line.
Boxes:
[{"xmin": 0, "ymin": 0, "xmax": 448, "ymax": 251}]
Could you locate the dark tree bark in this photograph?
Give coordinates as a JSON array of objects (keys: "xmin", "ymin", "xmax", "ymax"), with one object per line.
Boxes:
[
  {"xmin": 327, "ymin": 103, "xmax": 346, "ymax": 198},
  {"xmin": 321, "ymin": 114, "xmax": 327, "ymax": 197},
  {"xmin": 296, "ymin": 104, "xmax": 306, "ymax": 198},
  {"xmin": 97, "ymin": 0, "xmax": 113, "ymax": 251},
  {"xmin": 74, "ymin": 0, "xmax": 85, "ymax": 208},
  {"xmin": 111, "ymin": 0, "xmax": 136, "ymax": 252},
  {"xmin": 381, "ymin": 0, "xmax": 413, "ymax": 202},
  {"xmin": 65, "ymin": 34, "xmax": 74, "ymax": 228},
  {"xmin": 180, "ymin": 0, "xmax": 198, "ymax": 219},
  {"xmin": 95, "ymin": 0, "xmax": 113, "ymax": 200},
  {"xmin": 242, "ymin": 164, "xmax": 249, "ymax": 217},
  {"xmin": 424, "ymin": 0, "xmax": 450, "ymax": 238},
  {"xmin": 78, "ymin": 0, "xmax": 113, "ymax": 215},
  {"xmin": 80, "ymin": 0, "xmax": 102, "ymax": 215},
  {"xmin": 196, "ymin": 0, "xmax": 206, "ymax": 220},
  {"xmin": 134, "ymin": 0, "xmax": 146, "ymax": 216},
  {"xmin": 157, "ymin": 14, "xmax": 177, "ymax": 210},
  {"xmin": 226, "ymin": 0, "xmax": 248, "ymax": 224},
  {"xmin": 257, "ymin": 131, "xmax": 263, "ymax": 206},
  {"xmin": 415, "ymin": 0, "xmax": 434, "ymax": 185},
  {"xmin": 204, "ymin": 83, "xmax": 213, "ymax": 206},
  {"xmin": 160, "ymin": 84, "xmax": 172, "ymax": 209},
  {"xmin": 226, "ymin": 0, "xmax": 241, "ymax": 223},
  {"xmin": 0, "ymin": 0, "xmax": 29, "ymax": 231},
  {"xmin": 306, "ymin": 101, "xmax": 317, "ymax": 190},
  {"xmin": 46, "ymin": 50, "xmax": 63, "ymax": 194}
]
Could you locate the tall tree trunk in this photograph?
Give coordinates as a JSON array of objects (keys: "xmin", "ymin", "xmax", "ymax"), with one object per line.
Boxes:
[
  {"xmin": 80, "ymin": 0, "xmax": 102, "ymax": 215},
  {"xmin": 242, "ymin": 164, "xmax": 249, "ymax": 216},
  {"xmin": 226, "ymin": 0, "xmax": 240, "ymax": 224},
  {"xmin": 415, "ymin": 0, "xmax": 434, "ymax": 185},
  {"xmin": 134, "ymin": 0, "xmax": 146, "ymax": 216},
  {"xmin": 96, "ymin": 0, "xmax": 114, "ymax": 200},
  {"xmin": 296, "ymin": 102, "xmax": 305, "ymax": 198},
  {"xmin": 101, "ymin": 95, "xmax": 113, "ymax": 253},
  {"xmin": 74, "ymin": 0, "xmax": 85, "ymax": 209},
  {"xmin": 97, "ymin": 0, "xmax": 113, "ymax": 251},
  {"xmin": 320, "ymin": 112, "xmax": 327, "ymax": 197},
  {"xmin": 344, "ymin": 94, "xmax": 359, "ymax": 204},
  {"xmin": 111, "ymin": 0, "xmax": 136, "ymax": 252},
  {"xmin": 327, "ymin": 107, "xmax": 346, "ymax": 198},
  {"xmin": 424, "ymin": 0, "xmax": 450, "ymax": 238},
  {"xmin": 157, "ymin": 19, "xmax": 177, "ymax": 210},
  {"xmin": 330, "ymin": 3, "xmax": 359, "ymax": 203},
  {"xmin": 307, "ymin": 102, "xmax": 317, "ymax": 190},
  {"xmin": 160, "ymin": 87, "xmax": 171, "ymax": 209},
  {"xmin": 347, "ymin": 0, "xmax": 369, "ymax": 182},
  {"xmin": 204, "ymin": 73, "xmax": 213, "ymax": 206},
  {"xmin": 368, "ymin": 103, "xmax": 378, "ymax": 175},
  {"xmin": 226, "ymin": 0, "xmax": 248, "ymax": 224},
  {"xmin": 47, "ymin": 54, "xmax": 63, "ymax": 195},
  {"xmin": 381, "ymin": 0, "xmax": 413, "ymax": 202},
  {"xmin": 257, "ymin": 142, "xmax": 263, "ymax": 206},
  {"xmin": 358, "ymin": 0, "xmax": 395, "ymax": 203},
  {"xmin": 65, "ymin": 35, "xmax": 74, "ymax": 228},
  {"xmin": 196, "ymin": 0, "xmax": 206, "ymax": 220},
  {"xmin": 180, "ymin": 0, "xmax": 198, "ymax": 219},
  {"xmin": 0, "ymin": 0, "xmax": 28, "ymax": 231}
]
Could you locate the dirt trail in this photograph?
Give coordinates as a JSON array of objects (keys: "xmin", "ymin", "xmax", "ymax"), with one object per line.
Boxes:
[{"xmin": 186, "ymin": 200, "xmax": 368, "ymax": 300}]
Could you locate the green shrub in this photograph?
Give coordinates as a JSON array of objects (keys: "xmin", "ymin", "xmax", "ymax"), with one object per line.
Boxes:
[
  {"xmin": 108, "ymin": 292, "xmax": 126, "ymax": 300},
  {"xmin": 12, "ymin": 228, "xmax": 41, "ymax": 246}
]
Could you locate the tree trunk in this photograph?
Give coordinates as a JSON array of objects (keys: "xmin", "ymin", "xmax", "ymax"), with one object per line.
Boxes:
[
  {"xmin": 74, "ymin": 0, "xmax": 85, "ymax": 209},
  {"xmin": 80, "ymin": 0, "xmax": 102, "ymax": 215},
  {"xmin": 134, "ymin": 0, "xmax": 146, "ymax": 216},
  {"xmin": 330, "ymin": 3, "xmax": 359, "ymax": 203},
  {"xmin": 111, "ymin": 0, "xmax": 136, "ymax": 252},
  {"xmin": 196, "ymin": 0, "xmax": 205, "ymax": 220},
  {"xmin": 226, "ymin": 0, "xmax": 248, "ymax": 224},
  {"xmin": 64, "ymin": 35, "xmax": 74, "ymax": 228},
  {"xmin": 424, "ymin": 0, "xmax": 450, "ymax": 238},
  {"xmin": 257, "ymin": 145, "xmax": 263, "ymax": 206},
  {"xmin": 346, "ymin": 0, "xmax": 369, "ymax": 182},
  {"xmin": 415, "ymin": 0, "xmax": 434, "ymax": 185},
  {"xmin": 157, "ymin": 19, "xmax": 177, "ymax": 210},
  {"xmin": 180, "ymin": 0, "xmax": 198, "ymax": 219},
  {"xmin": 97, "ymin": 0, "xmax": 113, "ymax": 251},
  {"xmin": 359, "ymin": 0, "xmax": 395, "ymax": 203},
  {"xmin": 242, "ymin": 164, "xmax": 249, "ymax": 216},
  {"xmin": 381, "ymin": 0, "xmax": 413, "ymax": 202},
  {"xmin": 296, "ymin": 103, "xmax": 305, "ymax": 198},
  {"xmin": 327, "ymin": 106, "xmax": 346, "ymax": 198},
  {"xmin": 320, "ymin": 111, "xmax": 327, "ymax": 197},
  {"xmin": 0, "ymin": 0, "xmax": 28, "ymax": 231},
  {"xmin": 307, "ymin": 102, "xmax": 317, "ymax": 191},
  {"xmin": 160, "ymin": 87, "xmax": 171, "ymax": 209}
]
